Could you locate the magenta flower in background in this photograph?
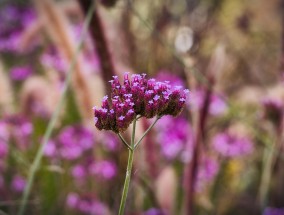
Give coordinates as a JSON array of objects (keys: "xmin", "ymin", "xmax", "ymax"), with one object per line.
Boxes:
[
  {"xmin": 156, "ymin": 115, "xmax": 193, "ymax": 160},
  {"xmin": 0, "ymin": 4, "xmax": 37, "ymax": 53},
  {"xmin": 57, "ymin": 125, "xmax": 94, "ymax": 160},
  {"xmin": 89, "ymin": 160, "xmax": 117, "ymax": 180},
  {"xmin": 263, "ymin": 207, "xmax": 284, "ymax": 215},
  {"xmin": 100, "ymin": 132, "xmax": 119, "ymax": 151},
  {"xmin": 93, "ymin": 73, "xmax": 189, "ymax": 133},
  {"xmin": 5, "ymin": 115, "xmax": 33, "ymax": 150},
  {"xmin": 212, "ymin": 132, "xmax": 254, "ymax": 158},
  {"xmin": 44, "ymin": 140, "xmax": 57, "ymax": 158},
  {"xmin": 10, "ymin": 66, "xmax": 33, "ymax": 81},
  {"xmin": 11, "ymin": 175, "xmax": 26, "ymax": 192},
  {"xmin": 72, "ymin": 164, "xmax": 87, "ymax": 180},
  {"xmin": 189, "ymin": 89, "xmax": 227, "ymax": 116},
  {"xmin": 66, "ymin": 193, "xmax": 109, "ymax": 215},
  {"xmin": 41, "ymin": 47, "xmax": 68, "ymax": 74},
  {"xmin": 195, "ymin": 156, "xmax": 219, "ymax": 192},
  {"xmin": 66, "ymin": 192, "xmax": 80, "ymax": 209},
  {"xmin": 144, "ymin": 208, "xmax": 166, "ymax": 215}
]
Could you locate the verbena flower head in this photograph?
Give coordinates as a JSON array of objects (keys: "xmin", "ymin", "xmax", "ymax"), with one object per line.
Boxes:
[{"xmin": 93, "ymin": 73, "xmax": 189, "ymax": 133}]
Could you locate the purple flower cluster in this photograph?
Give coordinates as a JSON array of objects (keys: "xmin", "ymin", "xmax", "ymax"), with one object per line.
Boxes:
[
  {"xmin": 0, "ymin": 117, "xmax": 28, "ymax": 195},
  {"xmin": 156, "ymin": 115, "xmax": 193, "ymax": 160},
  {"xmin": 10, "ymin": 66, "xmax": 33, "ymax": 81},
  {"xmin": 4, "ymin": 115, "xmax": 33, "ymax": 150},
  {"xmin": 144, "ymin": 208, "xmax": 166, "ymax": 215},
  {"xmin": 195, "ymin": 156, "xmax": 219, "ymax": 192},
  {"xmin": 0, "ymin": 4, "xmax": 36, "ymax": 53},
  {"xmin": 66, "ymin": 192, "xmax": 109, "ymax": 215},
  {"xmin": 71, "ymin": 159, "xmax": 117, "ymax": 181},
  {"xmin": 44, "ymin": 125, "xmax": 94, "ymax": 160},
  {"xmin": 212, "ymin": 132, "xmax": 254, "ymax": 158},
  {"xmin": 263, "ymin": 207, "xmax": 284, "ymax": 215},
  {"xmin": 93, "ymin": 73, "xmax": 189, "ymax": 133}
]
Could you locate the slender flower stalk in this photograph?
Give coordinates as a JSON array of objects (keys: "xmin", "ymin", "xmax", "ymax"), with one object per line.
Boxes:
[
  {"xmin": 17, "ymin": 5, "xmax": 95, "ymax": 215},
  {"xmin": 118, "ymin": 118, "xmax": 136, "ymax": 215},
  {"xmin": 93, "ymin": 73, "xmax": 189, "ymax": 214}
]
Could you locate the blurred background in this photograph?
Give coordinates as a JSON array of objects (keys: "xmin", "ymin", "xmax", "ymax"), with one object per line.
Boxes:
[{"xmin": 0, "ymin": 0, "xmax": 284, "ymax": 214}]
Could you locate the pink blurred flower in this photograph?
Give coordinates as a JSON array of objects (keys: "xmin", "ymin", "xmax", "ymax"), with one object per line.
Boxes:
[
  {"xmin": 263, "ymin": 207, "xmax": 284, "ymax": 215},
  {"xmin": 156, "ymin": 115, "xmax": 193, "ymax": 161},
  {"xmin": 195, "ymin": 156, "xmax": 219, "ymax": 191},
  {"xmin": 57, "ymin": 125, "xmax": 95, "ymax": 160},
  {"xmin": 66, "ymin": 192, "xmax": 80, "ymax": 209},
  {"xmin": 212, "ymin": 132, "xmax": 254, "ymax": 158},
  {"xmin": 10, "ymin": 66, "xmax": 32, "ymax": 81},
  {"xmin": 189, "ymin": 89, "xmax": 227, "ymax": 116},
  {"xmin": 89, "ymin": 160, "xmax": 117, "ymax": 180},
  {"xmin": 11, "ymin": 175, "xmax": 26, "ymax": 192},
  {"xmin": 44, "ymin": 140, "xmax": 57, "ymax": 158}
]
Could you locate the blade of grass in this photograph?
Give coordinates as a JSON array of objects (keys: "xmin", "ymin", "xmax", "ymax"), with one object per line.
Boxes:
[{"xmin": 17, "ymin": 4, "xmax": 95, "ymax": 215}]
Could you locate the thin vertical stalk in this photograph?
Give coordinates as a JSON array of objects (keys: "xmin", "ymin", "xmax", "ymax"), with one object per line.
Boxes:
[
  {"xmin": 118, "ymin": 118, "xmax": 137, "ymax": 215},
  {"xmin": 17, "ymin": 6, "xmax": 95, "ymax": 215},
  {"xmin": 77, "ymin": 0, "xmax": 116, "ymax": 95},
  {"xmin": 184, "ymin": 86, "xmax": 212, "ymax": 215}
]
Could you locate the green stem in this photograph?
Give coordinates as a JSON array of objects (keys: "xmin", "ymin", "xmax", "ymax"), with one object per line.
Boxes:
[
  {"xmin": 17, "ymin": 5, "xmax": 95, "ymax": 215},
  {"xmin": 134, "ymin": 116, "xmax": 160, "ymax": 149},
  {"xmin": 118, "ymin": 133, "xmax": 131, "ymax": 150},
  {"xmin": 258, "ymin": 140, "xmax": 277, "ymax": 209},
  {"xmin": 118, "ymin": 118, "xmax": 137, "ymax": 214}
]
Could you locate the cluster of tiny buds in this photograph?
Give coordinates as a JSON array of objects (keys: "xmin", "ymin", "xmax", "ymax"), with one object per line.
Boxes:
[{"xmin": 93, "ymin": 73, "xmax": 189, "ymax": 133}]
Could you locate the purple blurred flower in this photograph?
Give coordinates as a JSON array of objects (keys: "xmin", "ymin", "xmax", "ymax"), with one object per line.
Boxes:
[
  {"xmin": 66, "ymin": 193, "xmax": 109, "ymax": 215},
  {"xmin": 189, "ymin": 89, "xmax": 227, "ymax": 116},
  {"xmin": 66, "ymin": 192, "xmax": 80, "ymax": 209},
  {"xmin": 212, "ymin": 132, "xmax": 254, "ymax": 158},
  {"xmin": 89, "ymin": 160, "xmax": 117, "ymax": 180},
  {"xmin": 144, "ymin": 208, "xmax": 166, "ymax": 215},
  {"xmin": 44, "ymin": 140, "xmax": 57, "ymax": 158},
  {"xmin": 195, "ymin": 156, "xmax": 219, "ymax": 191},
  {"xmin": 11, "ymin": 175, "xmax": 26, "ymax": 192},
  {"xmin": 156, "ymin": 115, "xmax": 193, "ymax": 160},
  {"xmin": 10, "ymin": 66, "xmax": 32, "ymax": 81},
  {"xmin": 100, "ymin": 132, "xmax": 119, "ymax": 151},
  {"xmin": 57, "ymin": 125, "xmax": 94, "ymax": 160},
  {"xmin": 5, "ymin": 115, "xmax": 33, "ymax": 150},
  {"xmin": 0, "ymin": 4, "xmax": 37, "ymax": 53},
  {"xmin": 263, "ymin": 207, "xmax": 284, "ymax": 215},
  {"xmin": 41, "ymin": 47, "xmax": 68, "ymax": 74},
  {"xmin": 93, "ymin": 73, "xmax": 189, "ymax": 133},
  {"xmin": 72, "ymin": 164, "xmax": 87, "ymax": 179}
]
